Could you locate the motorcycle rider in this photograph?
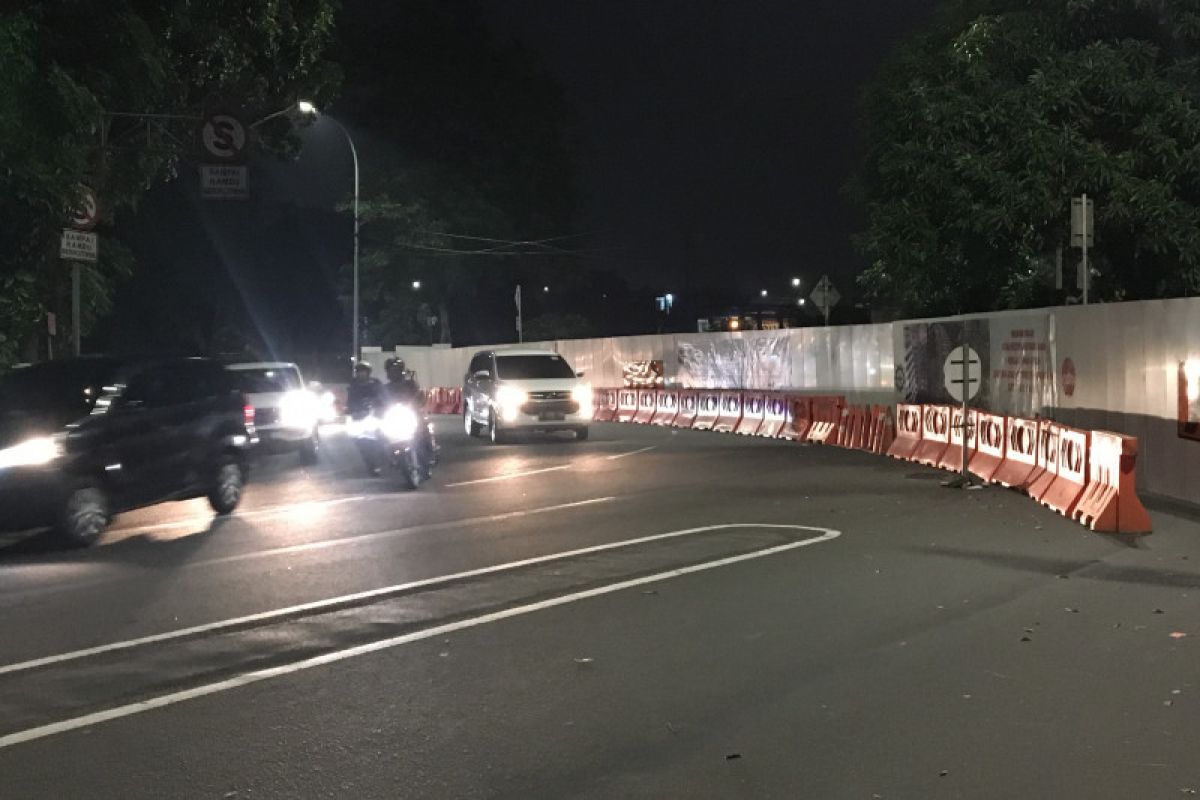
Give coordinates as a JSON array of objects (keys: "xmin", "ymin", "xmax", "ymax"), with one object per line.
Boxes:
[
  {"xmin": 346, "ymin": 361, "xmax": 386, "ymax": 475},
  {"xmin": 384, "ymin": 357, "xmax": 436, "ymax": 475}
]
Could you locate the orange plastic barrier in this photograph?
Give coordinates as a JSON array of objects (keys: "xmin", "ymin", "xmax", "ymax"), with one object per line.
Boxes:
[
  {"xmin": 992, "ymin": 416, "xmax": 1039, "ymax": 488},
  {"xmin": 887, "ymin": 404, "xmax": 923, "ymax": 460},
  {"xmin": 693, "ymin": 390, "xmax": 721, "ymax": 431},
  {"xmin": 938, "ymin": 408, "xmax": 976, "ymax": 472},
  {"xmin": 1073, "ymin": 431, "xmax": 1152, "ymax": 533},
  {"xmin": 1026, "ymin": 422, "xmax": 1061, "ymax": 500},
  {"xmin": 782, "ymin": 396, "xmax": 812, "ymax": 441},
  {"xmin": 736, "ymin": 392, "xmax": 767, "ymax": 435},
  {"xmin": 673, "ymin": 390, "xmax": 699, "ymax": 428},
  {"xmin": 968, "ymin": 412, "xmax": 1007, "ymax": 483},
  {"xmin": 633, "ymin": 389, "xmax": 657, "ymax": 424},
  {"xmin": 758, "ymin": 393, "xmax": 789, "ymax": 438},
  {"xmin": 593, "ymin": 388, "xmax": 619, "ymax": 422},
  {"xmin": 869, "ymin": 405, "xmax": 895, "ymax": 455},
  {"xmin": 806, "ymin": 396, "xmax": 845, "ymax": 444},
  {"xmin": 651, "ymin": 389, "xmax": 680, "ymax": 426},
  {"xmin": 1039, "ymin": 426, "xmax": 1089, "ymax": 517},
  {"xmin": 713, "ymin": 391, "xmax": 744, "ymax": 433},
  {"xmin": 912, "ymin": 405, "xmax": 951, "ymax": 466},
  {"xmin": 835, "ymin": 405, "xmax": 868, "ymax": 449},
  {"xmin": 448, "ymin": 387, "xmax": 463, "ymax": 415},
  {"xmin": 616, "ymin": 388, "xmax": 639, "ymax": 423}
]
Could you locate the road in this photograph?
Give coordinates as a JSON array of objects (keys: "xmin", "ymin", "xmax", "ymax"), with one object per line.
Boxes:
[{"xmin": 2, "ymin": 418, "xmax": 1200, "ymax": 799}]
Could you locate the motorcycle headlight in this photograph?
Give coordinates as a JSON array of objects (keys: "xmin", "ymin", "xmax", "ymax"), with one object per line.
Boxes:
[
  {"xmin": 381, "ymin": 405, "xmax": 419, "ymax": 442},
  {"xmin": 572, "ymin": 384, "xmax": 594, "ymax": 413},
  {"xmin": 496, "ymin": 385, "xmax": 528, "ymax": 422},
  {"xmin": 0, "ymin": 436, "xmax": 63, "ymax": 469},
  {"xmin": 280, "ymin": 390, "xmax": 319, "ymax": 430}
]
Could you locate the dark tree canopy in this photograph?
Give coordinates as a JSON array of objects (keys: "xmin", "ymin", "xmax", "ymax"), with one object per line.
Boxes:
[{"xmin": 852, "ymin": 0, "xmax": 1200, "ymax": 317}]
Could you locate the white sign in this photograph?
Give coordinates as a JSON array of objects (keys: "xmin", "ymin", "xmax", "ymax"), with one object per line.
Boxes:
[
  {"xmin": 60, "ymin": 229, "xmax": 98, "ymax": 262},
  {"xmin": 809, "ymin": 274, "xmax": 841, "ymax": 309},
  {"xmin": 70, "ymin": 185, "xmax": 98, "ymax": 231},
  {"xmin": 201, "ymin": 114, "xmax": 247, "ymax": 160},
  {"xmin": 1071, "ymin": 196, "xmax": 1094, "ymax": 248},
  {"xmin": 944, "ymin": 345, "xmax": 982, "ymax": 402},
  {"xmin": 200, "ymin": 164, "xmax": 249, "ymax": 198}
]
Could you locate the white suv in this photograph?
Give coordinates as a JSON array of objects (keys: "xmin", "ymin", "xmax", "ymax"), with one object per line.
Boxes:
[
  {"xmin": 227, "ymin": 361, "xmax": 322, "ymax": 463},
  {"xmin": 462, "ymin": 349, "xmax": 592, "ymax": 443}
]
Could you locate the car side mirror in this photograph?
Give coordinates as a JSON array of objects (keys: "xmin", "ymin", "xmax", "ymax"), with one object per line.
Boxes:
[
  {"xmin": 576, "ymin": 371, "xmax": 586, "ymax": 378},
  {"xmin": 473, "ymin": 370, "xmax": 491, "ymax": 381}
]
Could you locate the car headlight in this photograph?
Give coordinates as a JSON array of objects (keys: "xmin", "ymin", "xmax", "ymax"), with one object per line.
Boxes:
[
  {"xmin": 380, "ymin": 404, "xmax": 419, "ymax": 442},
  {"xmin": 0, "ymin": 436, "xmax": 63, "ymax": 469},
  {"xmin": 572, "ymin": 384, "xmax": 594, "ymax": 413},
  {"xmin": 279, "ymin": 390, "xmax": 319, "ymax": 430},
  {"xmin": 496, "ymin": 385, "xmax": 528, "ymax": 422}
]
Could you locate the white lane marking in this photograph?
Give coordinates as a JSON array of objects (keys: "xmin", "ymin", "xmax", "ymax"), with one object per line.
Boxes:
[
  {"xmin": 108, "ymin": 495, "xmax": 369, "ymax": 536},
  {"xmin": 0, "ymin": 523, "xmax": 840, "ymax": 749},
  {"xmin": 445, "ymin": 464, "xmax": 573, "ymax": 488},
  {"xmin": 606, "ymin": 445, "xmax": 657, "ymax": 461}
]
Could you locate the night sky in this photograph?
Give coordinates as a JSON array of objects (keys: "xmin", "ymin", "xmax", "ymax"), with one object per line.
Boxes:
[{"xmin": 480, "ymin": 1, "xmax": 940, "ymax": 299}]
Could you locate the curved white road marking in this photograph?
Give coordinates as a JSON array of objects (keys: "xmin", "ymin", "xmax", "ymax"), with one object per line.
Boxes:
[
  {"xmin": 445, "ymin": 464, "xmax": 573, "ymax": 487},
  {"xmin": 0, "ymin": 523, "xmax": 841, "ymax": 749},
  {"xmin": 606, "ymin": 445, "xmax": 657, "ymax": 460}
]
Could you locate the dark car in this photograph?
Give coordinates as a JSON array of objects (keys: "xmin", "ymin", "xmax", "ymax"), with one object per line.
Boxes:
[{"xmin": 0, "ymin": 356, "xmax": 256, "ymax": 547}]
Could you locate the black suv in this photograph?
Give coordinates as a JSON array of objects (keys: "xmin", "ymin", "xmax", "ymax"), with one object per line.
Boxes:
[{"xmin": 0, "ymin": 356, "xmax": 256, "ymax": 547}]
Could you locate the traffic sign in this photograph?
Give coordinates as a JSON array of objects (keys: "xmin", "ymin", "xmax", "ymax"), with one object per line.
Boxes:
[
  {"xmin": 943, "ymin": 345, "xmax": 982, "ymax": 402},
  {"xmin": 200, "ymin": 164, "xmax": 249, "ymax": 198},
  {"xmin": 69, "ymin": 185, "xmax": 98, "ymax": 231},
  {"xmin": 201, "ymin": 113, "xmax": 247, "ymax": 161},
  {"xmin": 60, "ymin": 229, "xmax": 98, "ymax": 262},
  {"xmin": 809, "ymin": 275, "xmax": 841, "ymax": 309},
  {"xmin": 1071, "ymin": 196, "xmax": 1094, "ymax": 248}
]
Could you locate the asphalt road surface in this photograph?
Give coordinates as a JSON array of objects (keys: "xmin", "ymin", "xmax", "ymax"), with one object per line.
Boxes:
[{"xmin": 3, "ymin": 418, "xmax": 1200, "ymax": 799}]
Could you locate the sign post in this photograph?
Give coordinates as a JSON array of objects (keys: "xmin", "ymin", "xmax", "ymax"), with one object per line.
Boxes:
[
  {"xmin": 515, "ymin": 284, "xmax": 523, "ymax": 343},
  {"xmin": 809, "ymin": 274, "xmax": 841, "ymax": 326},
  {"xmin": 62, "ymin": 185, "xmax": 99, "ymax": 356},
  {"xmin": 199, "ymin": 112, "xmax": 249, "ymax": 198},
  {"xmin": 942, "ymin": 342, "xmax": 982, "ymax": 489},
  {"xmin": 1071, "ymin": 193, "xmax": 1094, "ymax": 305}
]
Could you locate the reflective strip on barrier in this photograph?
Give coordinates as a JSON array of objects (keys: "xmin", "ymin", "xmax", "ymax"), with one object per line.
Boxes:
[
  {"xmin": 673, "ymin": 390, "xmax": 700, "ymax": 428},
  {"xmin": 1026, "ymin": 422, "xmax": 1062, "ymax": 500},
  {"xmin": 887, "ymin": 404, "xmax": 923, "ymax": 460},
  {"xmin": 651, "ymin": 389, "xmax": 681, "ymax": 426},
  {"xmin": 1072, "ymin": 431, "xmax": 1152, "ymax": 534},
  {"xmin": 912, "ymin": 405, "xmax": 951, "ymax": 466},
  {"xmin": 782, "ymin": 397, "xmax": 812, "ymax": 441},
  {"xmin": 968, "ymin": 412, "xmax": 1007, "ymax": 483},
  {"xmin": 593, "ymin": 388, "xmax": 619, "ymax": 422},
  {"xmin": 735, "ymin": 392, "xmax": 767, "ymax": 435},
  {"xmin": 870, "ymin": 405, "xmax": 894, "ymax": 455},
  {"xmin": 992, "ymin": 417, "xmax": 1039, "ymax": 488},
  {"xmin": 713, "ymin": 391, "xmax": 744, "ymax": 433},
  {"xmin": 693, "ymin": 390, "xmax": 722, "ymax": 431},
  {"xmin": 806, "ymin": 396, "xmax": 845, "ymax": 444},
  {"xmin": 758, "ymin": 393, "xmax": 789, "ymax": 438},
  {"xmin": 1040, "ymin": 426, "xmax": 1089, "ymax": 517},
  {"xmin": 616, "ymin": 388, "xmax": 640, "ymax": 423},
  {"xmin": 633, "ymin": 389, "xmax": 658, "ymax": 424}
]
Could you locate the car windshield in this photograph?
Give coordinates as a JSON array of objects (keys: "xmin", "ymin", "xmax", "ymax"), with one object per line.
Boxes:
[
  {"xmin": 495, "ymin": 355, "xmax": 576, "ymax": 380},
  {"xmin": 0, "ymin": 359, "xmax": 118, "ymax": 434},
  {"xmin": 232, "ymin": 367, "xmax": 301, "ymax": 393}
]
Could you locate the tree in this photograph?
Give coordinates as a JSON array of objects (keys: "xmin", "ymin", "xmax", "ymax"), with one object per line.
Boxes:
[
  {"xmin": 0, "ymin": 2, "xmax": 338, "ymax": 367},
  {"xmin": 851, "ymin": 0, "xmax": 1200, "ymax": 317}
]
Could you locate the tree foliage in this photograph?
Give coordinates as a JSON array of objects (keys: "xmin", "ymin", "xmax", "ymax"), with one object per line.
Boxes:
[
  {"xmin": 0, "ymin": 2, "xmax": 338, "ymax": 367},
  {"xmin": 852, "ymin": 0, "xmax": 1200, "ymax": 316}
]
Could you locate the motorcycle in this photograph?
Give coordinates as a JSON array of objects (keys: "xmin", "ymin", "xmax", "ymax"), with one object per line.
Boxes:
[{"xmin": 346, "ymin": 402, "xmax": 435, "ymax": 490}]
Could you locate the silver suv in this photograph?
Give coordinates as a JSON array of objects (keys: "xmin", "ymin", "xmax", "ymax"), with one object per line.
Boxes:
[{"xmin": 462, "ymin": 349, "xmax": 592, "ymax": 443}]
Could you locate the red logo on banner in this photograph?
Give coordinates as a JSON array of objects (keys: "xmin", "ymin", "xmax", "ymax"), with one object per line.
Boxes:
[{"xmin": 1061, "ymin": 358, "xmax": 1077, "ymax": 397}]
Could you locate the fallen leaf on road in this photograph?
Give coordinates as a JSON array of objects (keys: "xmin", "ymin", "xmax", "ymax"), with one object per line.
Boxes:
[
  {"xmin": 574, "ymin": 657, "xmax": 594, "ymax": 664},
  {"xmin": 1170, "ymin": 632, "xmax": 1188, "ymax": 639},
  {"xmin": 1155, "ymin": 609, "xmax": 1165, "ymax": 615},
  {"xmin": 1064, "ymin": 608, "xmax": 1079, "ymax": 613},
  {"xmin": 726, "ymin": 753, "xmax": 742, "ymax": 761},
  {"xmin": 1020, "ymin": 636, "xmax": 1032, "ymax": 642},
  {"xmin": 939, "ymin": 770, "xmax": 949, "ymax": 777}
]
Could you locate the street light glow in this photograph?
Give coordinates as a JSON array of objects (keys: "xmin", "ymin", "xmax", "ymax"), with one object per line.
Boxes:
[
  {"xmin": 760, "ymin": 289, "xmax": 768, "ymax": 298},
  {"xmin": 543, "ymin": 285, "xmax": 550, "ymax": 293},
  {"xmin": 411, "ymin": 280, "xmax": 421, "ymax": 290},
  {"xmin": 297, "ymin": 100, "xmax": 318, "ymax": 115},
  {"xmin": 792, "ymin": 277, "xmax": 801, "ymax": 288},
  {"xmin": 797, "ymin": 298, "xmax": 806, "ymax": 306}
]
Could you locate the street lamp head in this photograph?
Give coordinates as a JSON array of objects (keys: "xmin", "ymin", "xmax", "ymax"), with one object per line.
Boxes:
[
  {"xmin": 791, "ymin": 277, "xmax": 801, "ymax": 288},
  {"xmin": 411, "ymin": 280, "xmax": 421, "ymax": 290},
  {"xmin": 797, "ymin": 298, "xmax": 806, "ymax": 306},
  {"xmin": 543, "ymin": 285, "xmax": 550, "ymax": 293},
  {"xmin": 760, "ymin": 289, "xmax": 768, "ymax": 298},
  {"xmin": 665, "ymin": 293, "xmax": 674, "ymax": 304},
  {"xmin": 297, "ymin": 100, "xmax": 318, "ymax": 116}
]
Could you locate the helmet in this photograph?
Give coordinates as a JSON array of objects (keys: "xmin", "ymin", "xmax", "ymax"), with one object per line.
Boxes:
[
  {"xmin": 385, "ymin": 357, "xmax": 406, "ymax": 381},
  {"xmin": 354, "ymin": 361, "xmax": 372, "ymax": 376}
]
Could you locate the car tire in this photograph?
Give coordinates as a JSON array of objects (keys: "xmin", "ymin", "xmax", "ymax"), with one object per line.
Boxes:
[
  {"xmin": 489, "ymin": 411, "xmax": 507, "ymax": 445},
  {"xmin": 299, "ymin": 431, "xmax": 320, "ymax": 464},
  {"xmin": 464, "ymin": 407, "xmax": 482, "ymax": 438},
  {"xmin": 54, "ymin": 486, "xmax": 109, "ymax": 548},
  {"xmin": 208, "ymin": 457, "xmax": 245, "ymax": 515},
  {"xmin": 575, "ymin": 426, "xmax": 590, "ymax": 441}
]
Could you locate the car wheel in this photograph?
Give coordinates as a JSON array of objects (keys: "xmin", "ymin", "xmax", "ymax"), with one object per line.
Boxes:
[
  {"xmin": 575, "ymin": 426, "xmax": 590, "ymax": 441},
  {"xmin": 55, "ymin": 487, "xmax": 109, "ymax": 548},
  {"xmin": 299, "ymin": 431, "xmax": 320, "ymax": 464},
  {"xmin": 208, "ymin": 458, "xmax": 245, "ymax": 515},
  {"xmin": 464, "ymin": 407, "xmax": 482, "ymax": 438},
  {"xmin": 489, "ymin": 410, "xmax": 507, "ymax": 445}
]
